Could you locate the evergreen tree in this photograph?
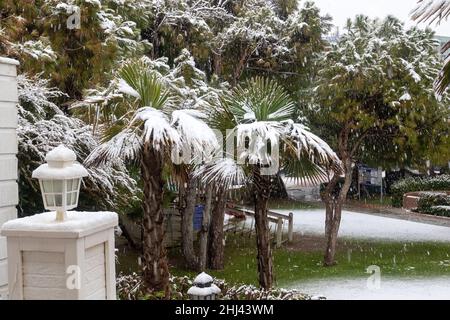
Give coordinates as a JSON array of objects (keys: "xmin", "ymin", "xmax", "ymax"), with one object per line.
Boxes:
[{"xmin": 309, "ymin": 16, "xmax": 450, "ymax": 266}]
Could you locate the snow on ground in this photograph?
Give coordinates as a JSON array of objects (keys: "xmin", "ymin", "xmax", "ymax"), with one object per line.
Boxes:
[
  {"xmin": 288, "ymin": 277, "xmax": 450, "ymax": 300},
  {"xmin": 225, "ymin": 208, "xmax": 450, "ymax": 299},
  {"xmin": 273, "ymin": 209, "xmax": 450, "ymax": 243}
]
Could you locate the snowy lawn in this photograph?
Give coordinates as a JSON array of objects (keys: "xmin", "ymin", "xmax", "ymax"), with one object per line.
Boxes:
[
  {"xmin": 273, "ymin": 208, "xmax": 450, "ymax": 243},
  {"xmin": 120, "ymin": 207, "xmax": 450, "ymax": 299},
  {"xmin": 166, "ymin": 233, "xmax": 450, "ymax": 289},
  {"xmin": 287, "ymin": 276, "xmax": 450, "ymax": 300},
  {"xmin": 265, "ymin": 208, "xmax": 450, "ymax": 300}
]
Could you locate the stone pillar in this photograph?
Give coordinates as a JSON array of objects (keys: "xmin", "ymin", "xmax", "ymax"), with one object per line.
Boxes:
[
  {"xmin": 0, "ymin": 57, "xmax": 19, "ymax": 300},
  {"xmin": 1, "ymin": 211, "xmax": 118, "ymax": 300}
]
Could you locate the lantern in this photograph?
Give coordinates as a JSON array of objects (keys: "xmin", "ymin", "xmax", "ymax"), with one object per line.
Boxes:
[
  {"xmin": 32, "ymin": 145, "xmax": 88, "ymax": 222},
  {"xmin": 187, "ymin": 272, "xmax": 221, "ymax": 300}
]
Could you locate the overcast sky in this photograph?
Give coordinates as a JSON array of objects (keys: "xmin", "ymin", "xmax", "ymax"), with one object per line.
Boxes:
[{"xmin": 311, "ymin": 0, "xmax": 450, "ymax": 36}]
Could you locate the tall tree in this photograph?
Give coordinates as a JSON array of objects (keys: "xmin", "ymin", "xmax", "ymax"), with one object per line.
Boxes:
[
  {"xmin": 196, "ymin": 77, "xmax": 340, "ymax": 289},
  {"xmin": 310, "ymin": 16, "xmax": 450, "ymax": 266},
  {"xmin": 85, "ymin": 59, "xmax": 218, "ymax": 294}
]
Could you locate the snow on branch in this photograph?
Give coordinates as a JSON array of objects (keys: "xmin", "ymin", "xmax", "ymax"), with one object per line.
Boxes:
[{"xmin": 411, "ymin": 0, "xmax": 450, "ymax": 24}]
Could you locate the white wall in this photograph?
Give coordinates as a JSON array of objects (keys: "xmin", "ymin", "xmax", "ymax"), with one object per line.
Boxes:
[{"xmin": 0, "ymin": 57, "xmax": 19, "ymax": 299}]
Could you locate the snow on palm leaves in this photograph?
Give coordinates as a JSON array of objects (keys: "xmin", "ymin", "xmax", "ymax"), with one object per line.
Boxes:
[
  {"xmin": 411, "ymin": 0, "xmax": 450, "ymax": 23},
  {"xmin": 195, "ymin": 77, "xmax": 340, "ymax": 190},
  {"xmin": 85, "ymin": 59, "xmax": 218, "ymax": 167}
]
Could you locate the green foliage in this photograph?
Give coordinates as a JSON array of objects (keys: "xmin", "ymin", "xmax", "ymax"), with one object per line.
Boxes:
[
  {"xmin": 310, "ymin": 16, "xmax": 450, "ymax": 170},
  {"xmin": 116, "ymin": 273, "xmax": 310, "ymax": 300},
  {"xmin": 416, "ymin": 194, "xmax": 450, "ymax": 217},
  {"xmin": 221, "ymin": 77, "xmax": 295, "ymax": 122},
  {"xmin": 0, "ymin": 0, "xmax": 149, "ymax": 100},
  {"xmin": 119, "ymin": 60, "xmax": 171, "ymax": 109},
  {"xmin": 140, "ymin": 0, "xmax": 330, "ymax": 95},
  {"xmin": 391, "ymin": 175, "xmax": 450, "ymax": 207}
]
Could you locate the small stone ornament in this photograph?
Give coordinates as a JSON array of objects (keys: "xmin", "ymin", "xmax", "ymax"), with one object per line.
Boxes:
[{"xmin": 187, "ymin": 272, "xmax": 221, "ymax": 300}]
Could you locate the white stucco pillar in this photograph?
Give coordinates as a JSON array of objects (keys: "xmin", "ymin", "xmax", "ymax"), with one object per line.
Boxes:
[
  {"xmin": 0, "ymin": 57, "xmax": 19, "ymax": 300},
  {"xmin": 1, "ymin": 211, "xmax": 118, "ymax": 300}
]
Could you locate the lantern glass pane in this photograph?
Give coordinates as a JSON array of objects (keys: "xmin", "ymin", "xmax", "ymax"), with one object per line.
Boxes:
[
  {"xmin": 53, "ymin": 180, "xmax": 63, "ymax": 193},
  {"xmin": 71, "ymin": 192, "xmax": 78, "ymax": 205},
  {"xmin": 74, "ymin": 179, "xmax": 80, "ymax": 190},
  {"xmin": 54, "ymin": 194, "xmax": 63, "ymax": 207},
  {"xmin": 72, "ymin": 179, "xmax": 80, "ymax": 192},
  {"xmin": 42, "ymin": 180, "xmax": 53, "ymax": 193},
  {"xmin": 45, "ymin": 195, "xmax": 55, "ymax": 207},
  {"xmin": 67, "ymin": 179, "xmax": 73, "ymax": 190}
]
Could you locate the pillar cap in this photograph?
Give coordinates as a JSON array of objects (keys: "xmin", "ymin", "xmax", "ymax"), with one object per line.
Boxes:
[
  {"xmin": 1, "ymin": 211, "xmax": 118, "ymax": 238},
  {"xmin": 0, "ymin": 57, "xmax": 19, "ymax": 65}
]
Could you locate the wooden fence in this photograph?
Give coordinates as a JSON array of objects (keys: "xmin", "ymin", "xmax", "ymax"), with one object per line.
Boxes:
[{"xmin": 225, "ymin": 204, "xmax": 294, "ymax": 248}]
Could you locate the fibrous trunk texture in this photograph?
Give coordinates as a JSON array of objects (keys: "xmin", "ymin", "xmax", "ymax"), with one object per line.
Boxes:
[
  {"xmin": 253, "ymin": 166, "xmax": 273, "ymax": 290},
  {"xmin": 141, "ymin": 143, "xmax": 170, "ymax": 296}
]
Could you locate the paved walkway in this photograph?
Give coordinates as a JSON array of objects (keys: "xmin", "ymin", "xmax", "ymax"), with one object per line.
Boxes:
[
  {"xmin": 343, "ymin": 204, "xmax": 450, "ymax": 228},
  {"xmin": 273, "ymin": 208, "xmax": 450, "ymax": 242}
]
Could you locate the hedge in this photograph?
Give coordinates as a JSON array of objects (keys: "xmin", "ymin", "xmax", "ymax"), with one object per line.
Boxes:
[
  {"xmin": 391, "ymin": 175, "xmax": 450, "ymax": 207},
  {"xmin": 116, "ymin": 273, "xmax": 312, "ymax": 300},
  {"xmin": 415, "ymin": 194, "xmax": 450, "ymax": 217}
]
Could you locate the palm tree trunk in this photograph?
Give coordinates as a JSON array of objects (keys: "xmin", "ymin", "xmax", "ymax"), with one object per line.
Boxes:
[
  {"xmin": 199, "ymin": 185, "xmax": 213, "ymax": 270},
  {"xmin": 141, "ymin": 142, "xmax": 170, "ymax": 295},
  {"xmin": 181, "ymin": 175, "xmax": 199, "ymax": 270},
  {"xmin": 208, "ymin": 188, "xmax": 227, "ymax": 270},
  {"xmin": 253, "ymin": 166, "xmax": 273, "ymax": 290}
]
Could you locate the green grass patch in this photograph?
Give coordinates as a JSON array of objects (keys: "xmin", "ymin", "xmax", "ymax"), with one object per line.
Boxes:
[{"xmin": 169, "ymin": 235, "xmax": 450, "ymax": 288}]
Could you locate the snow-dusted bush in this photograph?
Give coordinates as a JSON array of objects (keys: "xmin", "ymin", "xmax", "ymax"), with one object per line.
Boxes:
[
  {"xmin": 416, "ymin": 194, "xmax": 450, "ymax": 217},
  {"xmin": 116, "ymin": 273, "xmax": 312, "ymax": 300},
  {"xmin": 391, "ymin": 175, "xmax": 450, "ymax": 207},
  {"xmin": 17, "ymin": 74, "xmax": 139, "ymax": 215}
]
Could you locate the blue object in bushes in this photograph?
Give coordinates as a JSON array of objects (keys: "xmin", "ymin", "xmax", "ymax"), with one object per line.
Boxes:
[{"xmin": 193, "ymin": 205, "xmax": 204, "ymax": 231}]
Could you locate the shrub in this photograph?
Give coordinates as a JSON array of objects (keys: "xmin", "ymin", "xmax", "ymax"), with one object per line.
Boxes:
[
  {"xmin": 390, "ymin": 175, "xmax": 450, "ymax": 207},
  {"xmin": 416, "ymin": 194, "xmax": 450, "ymax": 217},
  {"xmin": 116, "ymin": 273, "xmax": 312, "ymax": 300}
]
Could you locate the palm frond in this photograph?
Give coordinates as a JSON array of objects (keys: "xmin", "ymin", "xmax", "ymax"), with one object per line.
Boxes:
[
  {"xmin": 222, "ymin": 77, "xmax": 295, "ymax": 123},
  {"xmin": 283, "ymin": 121, "xmax": 342, "ymax": 172},
  {"xmin": 171, "ymin": 109, "xmax": 219, "ymax": 163},
  {"xmin": 236, "ymin": 121, "xmax": 284, "ymax": 166},
  {"xmin": 411, "ymin": 1, "xmax": 450, "ymax": 95},
  {"xmin": 281, "ymin": 156, "xmax": 330, "ymax": 186},
  {"xmin": 84, "ymin": 129, "xmax": 142, "ymax": 167},
  {"xmin": 133, "ymin": 107, "xmax": 180, "ymax": 151},
  {"xmin": 411, "ymin": 0, "xmax": 450, "ymax": 24},
  {"xmin": 119, "ymin": 60, "xmax": 172, "ymax": 110},
  {"xmin": 193, "ymin": 158, "xmax": 247, "ymax": 191},
  {"xmin": 435, "ymin": 54, "xmax": 450, "ymax": 94}
]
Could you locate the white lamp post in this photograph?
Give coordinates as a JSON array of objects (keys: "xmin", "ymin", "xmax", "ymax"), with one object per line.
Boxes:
[
  {"xmin": 187, "ymin": 272, "xmax": 221, "ymax": 300},
  {"xmin": 1, "ymin": 145, "xmax": 118, "ymax": 300},
  {"xmin": 32, "ymin": 145, "xmax": 88, "ymax": 222}
]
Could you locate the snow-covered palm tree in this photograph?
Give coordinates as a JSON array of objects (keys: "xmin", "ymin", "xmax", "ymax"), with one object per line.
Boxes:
[
  {"xmin": 85, "ymin": 60, "xmax": 217, "ymax": 294},
  {"xmin": 195, "ymin": 77, "xmax": 341, "ymax": 289}
]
